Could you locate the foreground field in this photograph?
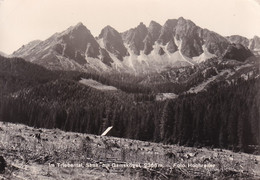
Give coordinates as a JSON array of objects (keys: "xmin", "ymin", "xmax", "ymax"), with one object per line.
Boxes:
[{"xmin": 0, "ymin": 121, "xmax": 259, "ymax": 179}]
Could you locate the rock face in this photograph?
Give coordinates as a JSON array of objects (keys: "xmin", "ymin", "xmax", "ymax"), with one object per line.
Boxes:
[
  {"xmin": 158, "ymin": 19, "xmax": 178, "ymax": 45},
  {"xmin": 98, "ymin": 25, "xmax": 128, "ymax": 61},
  {"xmin": 227, "ymin": 35, "xmax": 250, "ymax": 47},
  {"xmin": 99, "ymin": 48, "xmax": 113, "ymax": 66},
  {"xmin": 227, "ymin": 35, "xmax": 260, "ymax": 56},
  {"xmin": 143, "ymin": 21, "xmax": 162, "ymax": 55},
  {"xmin": 223, "ymin": 43, "xmax": 254, "ymax": 61},
  {"xmin": 13, "ymin": 40, "xmax": 42, "ymax": 57},
  {"xmin": 249, "ymin": 36, "xmax": 260, "ymax": 55},
  {"xmin": 122, "ymin": 22, "xmax": 148, "ymax": 55},
  {"xmin": 13, "ymin": 22, "xmax": 114, "ymax": 70},
  {"xmin": 59, "ymin": 22, "xmax": 100, "ymax": 63},
  {"xmin": 201, "ymin": 30, "xmax": 229, "ymax": 57},
  {"xmin": 122, "ymin": 17, "xmax": 229, "ymax": 58},
  {"xmin": 12, "ymin": 17, "xmax": 256, "ymax": 74},
  {"xmin": 173, "ymin": 17, "xmax": 203, "ymax": 57}
]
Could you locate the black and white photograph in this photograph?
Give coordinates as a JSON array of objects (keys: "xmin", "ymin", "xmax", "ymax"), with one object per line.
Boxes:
[{"xmin": 0, "ymin": 0, "xmax": 260, "ymax": 179}]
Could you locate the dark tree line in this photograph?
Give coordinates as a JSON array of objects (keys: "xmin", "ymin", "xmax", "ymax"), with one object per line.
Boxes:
[
  {"xmin": 0, "ymin": 79, "xmax": 162, "ymax": 140},
  {"xmin": 0, "ymin": 55, "xmax": 259, "ymax": 153},
  {"xmin": 160, "ymin": 78, "xmax": 260, "ymax": 152},
  {"xmin": 0, "ymin": 78, "xmax": 259, "ymax": 153}
]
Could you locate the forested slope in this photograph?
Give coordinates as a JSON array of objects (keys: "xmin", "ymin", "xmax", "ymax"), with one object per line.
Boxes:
[
  {"xmin": 160, "ymin": 78, "xmax": 260, "ymax": 152},
  {"xmin": 0, "ymin": 55, "xmax": 259, "ymax": 153}
]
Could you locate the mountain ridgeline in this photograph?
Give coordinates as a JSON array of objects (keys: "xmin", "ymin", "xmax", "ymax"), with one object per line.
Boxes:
[{"xmin": 12, "ymin": 17, "xmax": 258, "ymax": 74}]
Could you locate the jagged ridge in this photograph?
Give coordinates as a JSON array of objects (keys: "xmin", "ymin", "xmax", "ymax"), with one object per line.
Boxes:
[{"xmin": 12, "ymin": 17, "xmax": 257, "ymax": 74}]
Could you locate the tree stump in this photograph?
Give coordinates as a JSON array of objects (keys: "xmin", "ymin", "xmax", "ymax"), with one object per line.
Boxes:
[{"xmin": 0, "ymin": 156, "xmax": 7, "ymax": 173}]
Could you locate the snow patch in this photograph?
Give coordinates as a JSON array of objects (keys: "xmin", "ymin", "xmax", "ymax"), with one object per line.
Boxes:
[
  {"xmin": 79, "ymin": 78, "xmax": 117, "ymax": 91},
  {"xmin": 97, "ymin": 38, "xmax": 105, "ymax": 49},
  {"xmin": 193, "ymin": 45, "xmax": 216, "ymax": 63},
  {"xmin": 118, "ymin": 42, "xmax": 194, "ymax": 74}
]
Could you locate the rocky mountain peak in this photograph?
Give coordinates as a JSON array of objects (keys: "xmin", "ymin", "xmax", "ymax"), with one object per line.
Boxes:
[
  {"xmin": 226, "ymin": 35, "xmax": 260, "ymax": 56},
  {"xmin": 138, "ymin": 22, "xmax": 146, "ymax": 27},
  {"xmin": 250, "ymin": 36, "xmax": 260, "ymax": 51},
  {"xmin": 62, "ymin": 22, "xmax": 90, "ymax": 36},
  {"xmin": 143, "ymin": 21, "xmax": 162, "ymax": 55},
  {"xmin": 223, "ymin": 43, "xmax": 254, "ymax": 61},
  {"xmin": 75, "ymin": 22, "xmax": 84, "ymax": 28},
  {"xmin": 136, "ymin": 22, "xmax": 148, "ymax": 36},
  {"xmin": 177, "ymin": 17, "xmax": 195, "ymax": 25},
  {"xmin": 175, "ymin": 17, "xmax": 197, "ymax": 39},
  {"xmin": 149, "ymin": 20, "xmax": 160, "ymax": 27},
  {"xmin": 148, "ymin": 21, "xmax": 162, "ymax": 35},
  {"xmin": 58, "ymin": 22, "xmax": 100, "ymax": 61},
  {"xmin": 11, "ymin": 17, "xmax": 258, "ymax": 74},
  {"xmin": 157, "ymin": 19, "xmax": 178, "ymax": 45},
  {"xmin": 98, "ymin": 25, "xmax": 128, "ymax": 60},
  {"xmin": 99, "ymin": 25, "xmax": 118, "ymax": 39},
  {"xmin": 122, "ymin": 22, "xmax": 148, "ymax": 55},
  {"xmin": 227, "ymin": 35, "xmax": 250, "ymax": 48},
  {"xmin": 177, "ymin": 16, "xmax": 185, "ymax": 21}
]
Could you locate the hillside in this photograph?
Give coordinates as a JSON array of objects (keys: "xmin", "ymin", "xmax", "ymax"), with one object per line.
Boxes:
[
  {"xmin": 0, "ymin": 121, "xmax": 259, "ymax": 179},
  {"xmin": 0, "ymin": 55, "xmax": 259, "ymax": 152}
]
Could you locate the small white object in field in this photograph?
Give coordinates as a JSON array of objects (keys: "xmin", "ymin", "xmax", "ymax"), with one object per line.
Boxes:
[{"xmin": 101, "ymin": 126, "xmax": 113, "ymax": 136}]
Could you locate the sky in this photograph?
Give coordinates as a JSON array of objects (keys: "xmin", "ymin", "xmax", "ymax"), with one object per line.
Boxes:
[{"xmin": 0, "ymin": 0, "xmax": 260, "ymax": 54}]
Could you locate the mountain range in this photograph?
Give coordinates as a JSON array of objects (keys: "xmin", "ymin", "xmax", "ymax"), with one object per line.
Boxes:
[
  {"xmin": 1, "ymin": 17, "xmax": 260, "ymax": 153},
  {"xmin": 12, "ymin": 17, "xmax": 259, "ymax": 74}
]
